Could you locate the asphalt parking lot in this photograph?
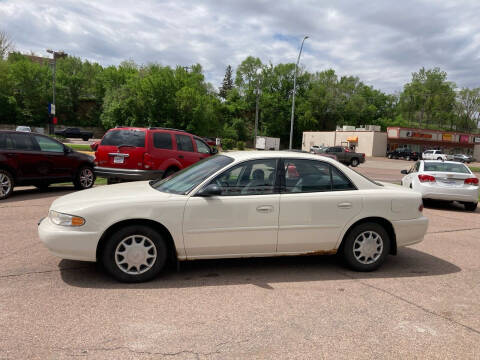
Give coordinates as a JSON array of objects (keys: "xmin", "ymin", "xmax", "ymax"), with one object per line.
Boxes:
[{"xmin": 1, "ymin": 159, "xmax": 479, "ymax": 359}]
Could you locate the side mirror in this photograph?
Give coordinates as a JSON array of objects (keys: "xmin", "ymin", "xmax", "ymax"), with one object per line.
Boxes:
[
  {"xmin": 64, "ymin": 146, "xmax": 72, "ymax": 153},
  {"xmin": 401, "ymin": 169, "xmax": 408, "ymax": 174},
  {"xmin": 210, "ymin": 147, "xmax": 218, "ymax": 155},
  {"xmin": 197, "ymin": 184, "xmax": 222, "ymax": 197},
  {"xmin": 90, "ymin": 142, "xmax": 99, "ymax": 151}
]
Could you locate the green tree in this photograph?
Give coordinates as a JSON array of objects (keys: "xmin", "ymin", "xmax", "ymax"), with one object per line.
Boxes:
[{"xmin": 219, "ymin": 65, "xmax": 234, "ymax": 99}]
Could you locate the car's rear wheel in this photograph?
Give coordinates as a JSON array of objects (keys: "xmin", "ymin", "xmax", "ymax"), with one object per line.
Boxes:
[
  {"xmin": 350, "ymin": 158, "xmax": 359, "ymax": 167},
  {"xmin": 406, "ymin": 155, "xmax": 411, "ymax": 161},
  {"xmin": 464, "ymin": 202, "xmax": 478, "ymax": 212},
  {"xmin": 387, "ymin": 154, "xmax": 392, "ymax": 159},
  {"xmin": 102, "ymin": 225, "xmax": 168, "ymax": 282},
  {"xmin": 342, "ymin": 222, "xmax": 390, "ymax": 271},
  {"xmin": 0, "ymin": 170, "xmax": 14, "ymax": 200},
  {"xmin": 74, "ymin": 166, "xmax": 95, "ymax": 190},
  {"xmin": 437, "ymin": 157, "xmax": 442, "ymax": 160}
]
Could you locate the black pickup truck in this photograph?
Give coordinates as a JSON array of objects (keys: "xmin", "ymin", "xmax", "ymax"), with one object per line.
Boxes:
[
  {"xmin": 55, "ymin": 128, "xmax": 93, "ymax": 141},
  {"xmin": 386, "ymin": 148, "xmax": 419, "ymax": 161}
]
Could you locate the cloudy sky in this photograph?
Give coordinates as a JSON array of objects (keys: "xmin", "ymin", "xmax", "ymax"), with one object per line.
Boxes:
[{"xmin": 1, "ymin": 0, "xmax": 480, "ymax": 93}]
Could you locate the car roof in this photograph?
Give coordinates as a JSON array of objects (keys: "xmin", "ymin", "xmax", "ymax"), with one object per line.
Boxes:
[
  {"xmin": 223, "ymin": 150, "xmax": 339, "ymax": 163},
  {"xmin": 421, "ymin": 160, "xmax": 466, "ymax": 165}
]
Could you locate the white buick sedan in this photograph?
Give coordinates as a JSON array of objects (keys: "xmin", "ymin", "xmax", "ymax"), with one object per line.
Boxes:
[
  {"xmin": 401, "ymin": 160, "xmax": 479, "ymax": 211},
  {"xmin": 39, "ymin": 151, "xmax": 428, "ymax": 282}
]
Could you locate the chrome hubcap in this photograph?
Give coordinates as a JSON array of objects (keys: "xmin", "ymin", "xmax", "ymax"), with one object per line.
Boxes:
[
  {"xmin": 0, "ymin": 174, "xmax": 12, "ymax": 197},
  {"xmin": 80, "ymin": 168, "xmax": 94, "ymax": 188},
  {"xmin": 115, "ymin": 235, "xmax": 157, "ymax": 275},
  {"xmin": 353, "ymin": 231, "xmax": 383, "ymax": 265}
]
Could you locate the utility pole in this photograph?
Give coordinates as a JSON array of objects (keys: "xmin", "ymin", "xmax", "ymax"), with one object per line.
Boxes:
[
  {"xmin": 289, "ymin": 36, "xmax": 309, "ymax": 150},
  {"xmin": 254, "ymin": 68, "xmax": 262, "ymax": 149},
  {"xmin": 46, "ymin": 49, "xmax": 66, "ymax": 135}
]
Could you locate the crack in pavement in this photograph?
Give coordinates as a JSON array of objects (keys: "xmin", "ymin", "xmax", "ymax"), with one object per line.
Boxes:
[
  {"xmin": 427, "ymin": 227, "xmax": 480, "ymax": 235},
  {"xmin": 0, "ymin": 266, "xmax": 91, "ymax": 279},
  {"xmin": 338, "ymin": 270, "xmax": 480, "ymax": 337}
]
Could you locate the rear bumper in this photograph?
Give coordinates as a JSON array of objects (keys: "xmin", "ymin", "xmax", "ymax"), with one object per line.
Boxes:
[
  {"xmin": 94, "ymin": 166, "xmax": 164, "ymax": 180},
  {"xmin": 392, "ymin": 216, "xmax": 429, "ymax": 247},
  {"xmin": 416, "ymin": 183, "xmax": 478, "ymax": 203}
]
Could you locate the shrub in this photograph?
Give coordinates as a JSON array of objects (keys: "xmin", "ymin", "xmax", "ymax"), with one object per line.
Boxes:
[
  {"xmin": 222, "ymin": 138, "xmax": 236, "ymax": 150},
  {"xmin": 236, "ymin": 141, "xmax": 245, "ymax": 150}
]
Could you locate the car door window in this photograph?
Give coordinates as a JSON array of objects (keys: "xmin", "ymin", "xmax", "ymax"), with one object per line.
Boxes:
[
  {"xmin": 175, "ymin": 134, "xmax": 194, "ymax": 152},
  {"xmin": 211, "ymin": 159, "xmax": 278, "ymax": 196},
  {"xmin": 153, "ymin": 132, "xmax": 173, "ymax": 149},
  {"xmin": 195, "ymin": 139, "xmax": 211, "ymax": 154},
  {"xmin": 8, "ymin": 133, "xmax": 36, "ymax": 151},
  {"xmin": 34, "ymin": 135, "xmax": 64, "ymax": 153},
  {"xmin": 284, "ymin": 159, "xmax": 355, "ymax": 193}
]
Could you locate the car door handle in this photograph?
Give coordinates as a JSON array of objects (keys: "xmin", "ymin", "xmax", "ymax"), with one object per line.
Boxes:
[
  {"xmin": 256, "ymin": 205, "xmax": 273, "ymax": 213},
  {"xmin": 337, "ymin": 202, "xmax": 352, "ymax": 209}
]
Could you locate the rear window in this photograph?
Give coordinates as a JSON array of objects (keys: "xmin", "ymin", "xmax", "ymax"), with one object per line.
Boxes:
[
  {"xmin": 424, "ymin": 162, "xmax": 470, "ymax": 174},
  {"xmin": 0, "ymin": 133, "xmax": 35, "ymax": 151},
  {"xmin": 153, "ymin": 132, "xmax": 173, "ymax": 149},
  {"xmin": 101, "ymin": 130, "xmax": 146, "ymax": 147}
]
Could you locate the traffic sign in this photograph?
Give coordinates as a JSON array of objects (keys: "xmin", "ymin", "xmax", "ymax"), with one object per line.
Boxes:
[{"xmin": 48, "ymin": 103, "xmax": 56, "ymax": 115}]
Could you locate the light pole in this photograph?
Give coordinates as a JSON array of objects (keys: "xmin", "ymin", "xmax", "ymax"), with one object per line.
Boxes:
[
  {"xmin": 46, "ymin": 49, "xmax": 57, "ymax": 135},
  {"xmin": 289, "ymin": 35, "xmax": 309, "ymax": 150},
  {"xmin": 254, "ymin": 68, "xmax": 262, "ymax": 149}
]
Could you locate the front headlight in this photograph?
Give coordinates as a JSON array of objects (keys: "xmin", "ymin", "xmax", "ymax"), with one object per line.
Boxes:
[{"xmin": 49, "ymin": 210, "xmax": 85, "ymax": 227}]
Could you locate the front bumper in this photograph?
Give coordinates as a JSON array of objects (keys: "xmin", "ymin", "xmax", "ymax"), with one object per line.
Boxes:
[
  {"xmin": 94, "ymin": 166, "xmax": 164, "ymax": 181},
  {"xmin": 38, "ymin": 217, "xmax": 100, "ymax": 262},
  {"xmin": 392, "ymin": 216, "xmax": 429, "ymax": 247}
]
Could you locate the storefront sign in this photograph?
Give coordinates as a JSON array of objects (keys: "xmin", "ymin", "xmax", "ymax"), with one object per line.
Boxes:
[
  {"xmin": 406, "ymin": 131, "xmax": 432, "ymax": 139},
  {"xmin": 475, "ymin": 137, "xmax": 480, "ymax": 144},
  {"xmin": 459, "ymin": 135, "xmax": 469, "ymax": 143},
  {"xmin": 442, "ymin": 133, "xmax": 453, "ymax": 141}
]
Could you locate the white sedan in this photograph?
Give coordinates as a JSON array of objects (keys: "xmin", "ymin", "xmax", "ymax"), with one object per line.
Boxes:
[
  {"xmin": 39, "ymin": 151, "xmax": 428, "ymax": 282},
  {"xmin": 401, "ymin": 160, "xmax": 479, "ymax": 211}
]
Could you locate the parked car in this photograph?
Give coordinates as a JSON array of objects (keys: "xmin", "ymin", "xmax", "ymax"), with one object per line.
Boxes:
[
  {"xmin": 0, "ymin": 131, "xmax": 95, "ymax": 200},
  {"xmin": 39, "ymin": 151, "xmax": 428, "ymax": 282},
  {"xmin": 54, "ymin": 127, "xmax": 93, "ymax": 141},
  {"xmin": 422, "ymin": 149, "xmax": 447, "ymax": 161},
  {"xmin": 324, "ymin": 146, "xmax": 365, "ymax": 167},
  {"xmin": 401, "ymin": 160, "xmax": 478, "ymax": 211},
  {"xmin": 15, "ymin": 126, "xmax": 31, "ymax": 132},
  {"xmin": 93, "ymin": 127, "xmax": 217, "ymax": 183},
  {"xmin": 446, "ymin": 154, "xmax": 474, "ymax": 163},
  {"xmin": 386, "ymin": 148, "xmax": 420, "ymax": 161}
]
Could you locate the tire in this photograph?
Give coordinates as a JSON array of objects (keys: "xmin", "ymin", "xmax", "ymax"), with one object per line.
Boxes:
[
  {"xmin": 406, "ymin": 156, "xmax": 410, "ymax": 161},
  {"xmin": 102, "ymin": 225, "xmax": 168, "ymax": 282},
  {"xmin": 350, "ymin": 158, "xmax": 359, "ymax": 167},
  {"xmin": 437, "ymin": 157, "xmax": 442, "ymax": 160},
  {"xmin": 82, "ymin": 137, "xmax": 89, "ymax": 141},
  {"xmin": 342, "ymin": 222, "xmax": 390, "ymax": 272},
  {"xmin": 0, "ymin": 169, "xmax": 14, "ymax": 200},
  {"xmin": 74, "ymin": 166, "xmax": 95, "ymax": 190},
  {"xmin": 387, "ymin": 154, "xmax": 392, "ymax": 159},
  {"xmin": 464, "ymin": 202, "xmax": 478, "ymax": 212},
  {"xmin": 163, "ymin": 167, "xmax": 178, "ymax": 179}
]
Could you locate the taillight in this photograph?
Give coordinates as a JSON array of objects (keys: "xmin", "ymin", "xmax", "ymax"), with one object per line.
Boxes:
[
  {"xmin": 419, "ymin": 203, "xmax": 424, "ymax": 212},
  {"xmin": 465, "ymin": 178, "xmax": 479, "ymax": 185},
  {"xmin": 418, "ymin": 174, "xmax": 436, "ymax": 183},
  {"xmin": 344, "ymin": 148, "xmax": 350, "ymax": 152},
  {"xmin": 361, "ymin": 153, "xmax": 365, "ymax": 158},
  {"xmin": 143, "ymin": 153, "xmax": 154, "ymax": 169}
]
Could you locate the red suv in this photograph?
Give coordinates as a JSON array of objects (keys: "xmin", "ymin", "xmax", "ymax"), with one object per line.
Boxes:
[
  {"xmin": 0, "ymin": 131, "xmax": 96, "ymax": 200},
  {"xmin": 93, "ymin": 127, "xmax": 217, "ymax": 182}
]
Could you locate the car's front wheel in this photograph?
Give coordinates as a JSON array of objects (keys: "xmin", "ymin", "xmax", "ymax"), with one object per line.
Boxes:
[
  {"xmin": 102, "ymin": 225, "xmax": 168, "ymax": 282},
  {"xmin": 74, "ymin": 166, "xmax": 95, "ymax": 190},
  {"xmin": 0, "ymin": 170, "xmax": 14, "ymax": 200},
  {"xmin": 342, "ymin": 222, "xmax": 390, "ymax": 271},
  {"xmin": 464, "ymin": 202, "xmax": 478, "ymax": 212},
  {"xmin": 406, "ymin": 155, "xmax": 411, "ymax": 161},
  {"xmin": 350, "ymin": 158, "xmax": 359, "ymax": 167}
]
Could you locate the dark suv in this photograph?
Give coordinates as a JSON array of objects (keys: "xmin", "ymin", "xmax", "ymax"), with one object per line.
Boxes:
[
  {"xmin": 0, "ymin": 131, "xmax": 96, "ymax": 200},
  {"xmin": 93, "ymin": 127, "xmax": 217, "ymax": 182},
  {"xmin": 386, "ymin": 148, "xmax": 419, "ymax": 161}
]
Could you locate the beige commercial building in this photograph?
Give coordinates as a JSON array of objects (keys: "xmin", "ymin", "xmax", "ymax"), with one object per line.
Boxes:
[{"xmin": 302, "ymin": 129, "xmax": 387, "ymax": 157}]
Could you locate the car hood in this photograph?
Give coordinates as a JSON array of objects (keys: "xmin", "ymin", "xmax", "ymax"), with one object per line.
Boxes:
[{"xmin": 50, "ymin": 181, "xmax": 173, "ymax": 213}]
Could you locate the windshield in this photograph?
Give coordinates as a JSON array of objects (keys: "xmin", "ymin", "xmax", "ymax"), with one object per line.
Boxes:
[
  {"xmin": 151, "ymin": 155, "xmax": 234, "ymax": 194},
  {"xmin": 424, "ymin": 162, "xmax": 470, "ymax": 174},
  {"xmin": 101, "ymin": 129, "xmax": 146, "ymax": 147}
]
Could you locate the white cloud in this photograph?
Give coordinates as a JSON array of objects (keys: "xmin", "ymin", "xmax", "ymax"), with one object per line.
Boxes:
[{"xmin": 1, "ymin": 0, "xmax": 480, "ymax": 92}]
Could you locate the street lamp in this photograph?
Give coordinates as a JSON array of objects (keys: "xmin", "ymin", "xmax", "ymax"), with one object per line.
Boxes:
[
  {"xmin": 46, "ymin": 49, "xmax": 57, "ymax": 135},
  {"xmin": 289, "ymin": 35, "xmax": 309, "ymax": 150},
  {"xmin": 254, "ymin": 68, "xmax": 262, "ymax": 149}
]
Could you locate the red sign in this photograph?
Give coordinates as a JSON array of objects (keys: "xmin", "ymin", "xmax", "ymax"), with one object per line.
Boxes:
[
  {"xmin": 53, "ymin": 117, "xmax": 58, "ymax": 125},
  {"xmin": 459, "ymin": 135, "xmax": 469, "ymax": 143},
  {"xmin": 406, "ymin": 131, "xmax": 432, "ymax": 139}
]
